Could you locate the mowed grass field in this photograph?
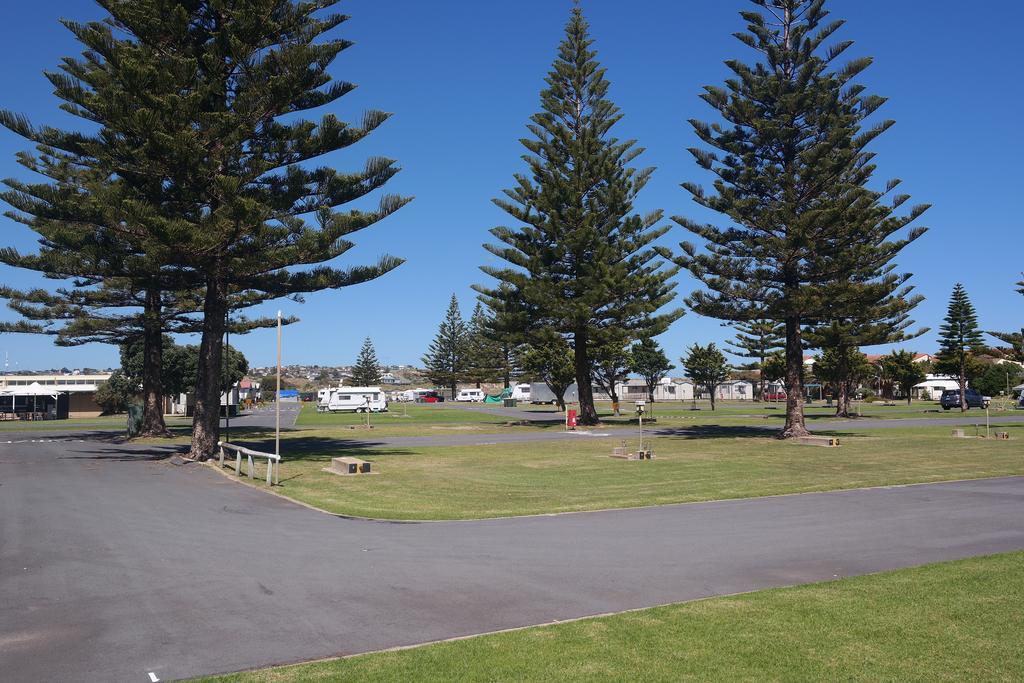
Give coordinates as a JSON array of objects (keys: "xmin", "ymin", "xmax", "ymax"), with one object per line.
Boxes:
[
  {"xmin": 289, "ymin": 400, "xmax": 1013, "ymax": 436},
  {"xmin": 192, "ymin": 550, "xmax": 1024, "ymax": 682},
  {"xmin": 219, "ymin": 423, "xmax": 1024, "ymax": 520}
]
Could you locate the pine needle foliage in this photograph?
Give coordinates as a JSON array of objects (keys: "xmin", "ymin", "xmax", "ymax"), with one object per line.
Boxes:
[
  {"xmin": 665, "ymin": 0, "xmax": 928, "ymax": 437},
  {"xmin": 476, "ymin": 7, "xmax": 681, "ymax": 426},
  {"xmin": 725, "ymin": 318, "xmax": 784, "ymax": 399},
  {"xmin": 422, "ymin": 294, "xmax": 469, "ymax": 399},
  {"xmin": 351, "ymin": 337, "xmax": 382, "ymax": 387},
  {"xmin": 935, "ymin": 283, "xmax": 985, "ymax": 411},
  {"xmin": 987, "ymin": 276, "xmax": 1024, "ymax": 362},
  {"xmin": 0, "ymin": 1, "xmax": 408, "ymax": 457}
]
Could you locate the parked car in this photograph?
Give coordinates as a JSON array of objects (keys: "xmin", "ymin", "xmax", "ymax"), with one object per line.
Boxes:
[
  {"xmin": 939, "ymin": 388, "xmax": 990, "ymax": 410},
  {"xmin": 416, "ymin": 391, "xmax": 445, "ymax": 403},
  {"xmin": 763, "ymin": 391, "xmax": 787, "ymax": 401}
]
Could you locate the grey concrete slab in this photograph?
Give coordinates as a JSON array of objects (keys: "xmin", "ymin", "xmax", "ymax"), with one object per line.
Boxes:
[{"xmin": 2, "ymin": 438, "xmax": 1024, "ymax": 682}]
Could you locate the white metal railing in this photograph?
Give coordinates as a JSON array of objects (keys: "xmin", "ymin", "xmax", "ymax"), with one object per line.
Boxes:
[{"xmin": 218, "ymin": 441, "xmax": 280, "ymax": 485}]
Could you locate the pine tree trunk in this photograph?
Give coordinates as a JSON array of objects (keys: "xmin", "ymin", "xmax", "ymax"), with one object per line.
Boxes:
[
  {"xmin": 759, "ymin": 353, "xmax": 766, "ymax": 402},
  {"xmin": 190, "ymin": 271, "xmax": 227, "ymax": 461},
  {"xmin": 780, "ymin": 315, "xmax": 810, "ymax": 438},
  {"xmin": 573, "ymin": 327, "xmax": 598, "ymax": 425},
  {"xmin": 552, "ymin": 384, "xmax": 567, "ymax": 412},
  {"xmin": 835, "ymin": 381, "xmax": 850, "ymax": 418},
  {"xmin": 959, "ymin": 355, "xmax": 967, "ymax": 412},
  {"xmin": 139, "ymin": 287, "xmax": 171, "ymax": 438}
]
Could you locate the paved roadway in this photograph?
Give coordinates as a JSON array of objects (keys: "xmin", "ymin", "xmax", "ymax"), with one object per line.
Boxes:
[{"xmin": 2, "ymin": 436, "xmax": 1024, "ymax": 682}]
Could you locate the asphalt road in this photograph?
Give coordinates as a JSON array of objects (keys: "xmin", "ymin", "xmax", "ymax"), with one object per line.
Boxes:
[{"xmin": 2, "ymin": 438, "xmax": 1024, "ymax": 682}]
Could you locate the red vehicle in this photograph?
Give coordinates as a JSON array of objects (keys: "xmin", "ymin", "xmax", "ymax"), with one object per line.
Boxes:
[
  {"xmin": 763, "ymin": 391, "xmax": 787, "ymax": 402},
  {"xmin": 416, "ymin": 391, "xmax": 445, "ymax": 403}
]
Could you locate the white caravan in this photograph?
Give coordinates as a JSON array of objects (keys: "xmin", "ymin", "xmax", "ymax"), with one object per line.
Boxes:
[
  {"xmin": 322, "ymin": 387, "xmax": 388, "ymax": 413},
  {"xmin": 401, "ymin": 388, "xmax": 436, "ymax": 402},
  {"xmin": 511, "ymin": 383, "xmax": 532, "ymax": 401},
  {"xmin": 455, "ymin": 388, "xmax": 485, "ymax": 402}
]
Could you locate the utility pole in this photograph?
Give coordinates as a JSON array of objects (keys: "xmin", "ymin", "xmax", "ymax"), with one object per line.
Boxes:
[
  {"xmin": 224, "ymin": 308, "xmax": 230, "ymax": 443},
  {"xmin": 275, "ymin": 310, "xmax": 282, "ymax": 458}
]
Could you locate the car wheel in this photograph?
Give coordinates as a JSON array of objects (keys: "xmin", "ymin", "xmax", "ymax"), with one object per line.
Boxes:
[{"xmin": 943, "ymin": 406, "xmax": 950, "ymax": 411}]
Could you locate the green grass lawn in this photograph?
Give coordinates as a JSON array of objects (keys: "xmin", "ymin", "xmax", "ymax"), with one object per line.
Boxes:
[
  {"xmin": 219, "ymin": 423, "xmax": 1024, "ymax": 520},
  {"xmin": 192, "ymin": 550, "xmax": 1024, "ymax": 682}
]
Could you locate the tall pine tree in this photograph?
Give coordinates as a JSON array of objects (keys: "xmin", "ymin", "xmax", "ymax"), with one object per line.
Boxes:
[
  {"xmin": 351, "ymin": 337, "xmax": 382, "ymax": 386},
  {"xmin": 477, "ymin": 7, "xmax": 681, "ymax": 426},
  {"xmin": 422, "ymin": 294, "xmax": 468, "ymax": 398},
  {"xmin": 935, "ymin": 283, "xmax": 985, "ymax": 411},
  {"xmin": 465, "ymin": 302, "xmax": 503, "ymax": 387},
  {"xmin": 1, "ymin": 2, "xmax": 407, "ymax": 457},
  {"xmin": 666, "ymin": 0, "xmax": 927, "ymax": 437}
]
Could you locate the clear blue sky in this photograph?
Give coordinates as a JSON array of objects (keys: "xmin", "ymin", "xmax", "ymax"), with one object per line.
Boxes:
[{"xmin": 0, "ymin": 1, "xmax": 1020, "ymax": 372}]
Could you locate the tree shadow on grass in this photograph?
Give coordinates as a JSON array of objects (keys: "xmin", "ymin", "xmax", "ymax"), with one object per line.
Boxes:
[
  {"xmin": 647, "ymin": 424, "xmax": 861, "ymax": 440},
  {"xmin": 223, "ymin": 434, "xmax": 416, "ymax": 462}
]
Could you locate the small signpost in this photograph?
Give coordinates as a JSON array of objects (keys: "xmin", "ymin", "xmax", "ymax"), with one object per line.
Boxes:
[{"xmin": 636, "ymin": 400, "xmax": 646, "ymax": 453}]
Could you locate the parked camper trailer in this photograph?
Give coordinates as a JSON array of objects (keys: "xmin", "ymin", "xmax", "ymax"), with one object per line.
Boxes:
[
  {"xmin": 455, "ymin": 388, "xmax": 485, "ymax": 402},
  {"xmin": 322, "ymin": 387, "xmax": 388, "ymax": 413},
  {"xmin": 511, "ymin": 383, "xmax": 532, "ymax": 401}
]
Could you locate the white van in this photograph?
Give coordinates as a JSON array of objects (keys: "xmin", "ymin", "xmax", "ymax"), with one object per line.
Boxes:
[
  {"xmin": 511, "ymin": 383, "xmax": 531, "ymax": 401},
  {"xmin": 456, "ymin": 388, "xmax": 485, "ymax": 402},
  {"xmin": 324, "ymin": 387, "xmax": 388, "ymax": 413}
]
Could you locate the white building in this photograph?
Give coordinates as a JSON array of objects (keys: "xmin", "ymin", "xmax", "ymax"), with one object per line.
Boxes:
[
  {"xmin": 912, "ymin": 374, "xmax": 959, "ymax": 400},
  {"xmin": 0, "ymin": 373, "xmax": 111, "ymax": 417},
  {"xmin": 615, "ymin": 377, "xmax": 694, "ymax": 402},
  {"xmin": 713, "ymin": 380, "xmax": 754, "ymax": 401}
]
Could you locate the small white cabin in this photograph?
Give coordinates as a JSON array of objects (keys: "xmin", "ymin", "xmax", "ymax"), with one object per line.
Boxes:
[
  {"xmin": 455, "ymin": 388, "xmax": 485, "ymax": 402},
  {"xmin": 320, "ymin": 387, "xmax": 388, "ymax": 413}
]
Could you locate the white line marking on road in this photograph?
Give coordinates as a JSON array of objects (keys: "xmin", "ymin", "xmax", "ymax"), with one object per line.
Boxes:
[{"xmin": 148, "ymin": 673, "xmax": 159, "ymax": 682}]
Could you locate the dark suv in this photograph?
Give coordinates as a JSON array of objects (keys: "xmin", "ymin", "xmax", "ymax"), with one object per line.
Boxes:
[{"xmin": 940, "ymin": 388, "xmax": 990, "ymax": 410}]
